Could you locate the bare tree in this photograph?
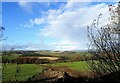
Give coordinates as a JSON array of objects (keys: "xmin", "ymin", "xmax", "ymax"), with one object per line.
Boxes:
[
  {"xmin": 1, "ymin": 27, "xmax": 20, "ymax": 82},
  {"xmin": 0, "ymin": 26, "xmax": 5, "ymax": 82},
  {"xmin": 0, "ymin": 26, "xmax": 5, "ymax": 41},
  {"xmin": 87, "ymin": 2, "xmax": 120, "ymax": 80}
]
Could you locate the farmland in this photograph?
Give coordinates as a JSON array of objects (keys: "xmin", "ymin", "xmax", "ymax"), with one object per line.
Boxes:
[
  {"xmin": 2, "ymin": 50, "xmax": 119, "ymax": 83},
  {"xmin": 2, "ymin": 50, "xmax": 93, "ymax": 82}
]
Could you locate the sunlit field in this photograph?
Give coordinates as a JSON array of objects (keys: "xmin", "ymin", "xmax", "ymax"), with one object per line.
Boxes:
[
  {"xmin": 2, "ymin": 64, "xmax": 43, "ymax": 81},
  {"xmin": 49, "ymin": 61, "xmax": 89, "ymax": 71}
]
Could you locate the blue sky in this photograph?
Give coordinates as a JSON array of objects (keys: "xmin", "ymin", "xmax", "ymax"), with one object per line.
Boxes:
[{"xmin": 2, "ymin": 1, "xmax": 116, "ymax": 51}]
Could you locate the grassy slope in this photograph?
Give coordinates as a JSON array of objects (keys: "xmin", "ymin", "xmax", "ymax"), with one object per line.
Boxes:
[
  {"xmin": 2, "ymin": 53, "xmax": 20, "ymax": 61},
  {"xmin": 2, "ymin": 64, "xmax": 43, "ymax": 81},
  {"xmin": 50, "ymin": 61, "xmax": 89, "ymax": 71},
  {"xmin": 36, "ymin": 51, "xmax": 91, "ymax": 56}
]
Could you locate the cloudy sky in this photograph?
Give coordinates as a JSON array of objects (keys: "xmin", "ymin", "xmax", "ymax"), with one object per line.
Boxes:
[{"xmin": 2, "ymin": 0, "xmax": 116, "ymax": 51}]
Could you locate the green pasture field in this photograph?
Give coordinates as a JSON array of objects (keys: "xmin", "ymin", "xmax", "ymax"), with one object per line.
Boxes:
[
  {"xmin": 49, "ymin": 61, "xmax": 90, "ymax": 71},
  {"xmin": 2, "ymin": 64, "xmax": 43, "ymax": 81},
  {"xmin": 2, "ymin": 53, "xmax": 20, "ymax": 61}
]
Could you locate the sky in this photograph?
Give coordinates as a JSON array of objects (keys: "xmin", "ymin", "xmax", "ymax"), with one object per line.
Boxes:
[{"xmin": 1, "ymin": 0, "xmax": 117, "ymax": 51}]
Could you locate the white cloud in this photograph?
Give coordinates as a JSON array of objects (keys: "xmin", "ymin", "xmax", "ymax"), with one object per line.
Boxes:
[
  {"xmin": 34, "ymin": 18, "xmax": 44, "ymax": 25},
  {"xmin": 2, "ymin": 42, "xmax": 52, "ymax": 50},
  {"xmin": 22, "ymin": 2, "xmax": 113, "ymax": 50},
  {"xmin": 22, "ymin": 18, "xmax": 47, "ymax": 28},
  {"xmin": 2, "ymin": 44, "xmax": 28, "ymax": 50},
  {"xmin": 22, "ymin": 9, "xmax": 63, "ymax": 28},
  {"xmin": 54, "ymin": 40, "xmax": 80, "ymax": 51},
  {"xmin": 18, "ymin": 0, "xmax": 34, "ymax": 13},
  {"xmin": 39, "ymin": 2, "xmax": 110, "ymax": 50}
]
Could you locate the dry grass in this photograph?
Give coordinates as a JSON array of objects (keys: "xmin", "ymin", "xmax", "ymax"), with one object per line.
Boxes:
[{"xmin": 38, "ymin": 57, "xmax": 59, "ymax": 60}]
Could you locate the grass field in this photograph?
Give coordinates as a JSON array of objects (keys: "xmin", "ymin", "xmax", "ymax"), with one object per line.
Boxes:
[
  {"xmin": 2, "ymin": 53, "xmax": 20, "ymax": 61},
  {"xmin": 2, "ymin": 61, "xmax": 90, "ymax": 81},
  {"xmin": 36, "ymin": 51, "xmax": 91, "ymax": 57},
  {"xmin": 2, "ymin": 64, "xmax": 43, "ymax": 81},
  {"xmin": 1, "ymin": 51, "xmax": 92, "ymax": 82},
  {"xmin": 49, "ymin": 61, "xmax": 90, "ymax": 71}
]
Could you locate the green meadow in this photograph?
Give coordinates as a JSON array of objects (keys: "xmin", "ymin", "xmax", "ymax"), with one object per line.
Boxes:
[
  {"xmin": 49, "ymin": 61, "xmax": 89, "ymax": 71},
  {"xmin": 2, "ymin": 51, "xmax": 93, "ymax": 81},
  {"xmin": 2, "ymin": 64, "xmax": 43, "ymax": 81}
]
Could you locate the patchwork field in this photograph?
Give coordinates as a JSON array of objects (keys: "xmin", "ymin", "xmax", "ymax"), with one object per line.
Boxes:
[
  {"xmin": 2, "ymin": 50, "xmax": 120, "ymax": 83},
  {"xmin": 2, "ymin": 51, "xmax": 93, "ymax": 81}
]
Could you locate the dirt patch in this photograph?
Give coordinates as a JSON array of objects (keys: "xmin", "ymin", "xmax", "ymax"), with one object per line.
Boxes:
[
  {"xmin": 20, "ymin": 56, "xmax": 59, "ymax": 60},
  {"xmin": 29, "ymin": 68, "xmax": 75, "ymax": 83},
  {"xmin": 29, "ymin": 66, "xmax": 95, "ymax": 83},
  {"xmin": 38, "ymin": 57, "xmax": 59, "ymax": 61},
  {"xmin": 42, "ymin": 65, "xmax": 94, "ymax": 78}
]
